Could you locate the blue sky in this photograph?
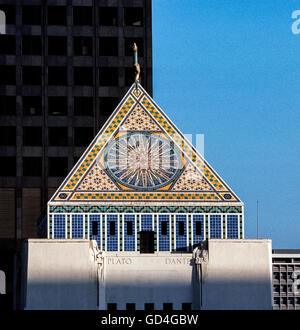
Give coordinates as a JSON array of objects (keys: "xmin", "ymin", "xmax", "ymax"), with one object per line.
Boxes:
[{"xmin": 152, "ymin": 0, "xmax": 300, "ymax": 248}]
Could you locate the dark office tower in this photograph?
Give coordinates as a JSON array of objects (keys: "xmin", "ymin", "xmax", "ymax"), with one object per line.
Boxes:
[{"xmin": 0, "ymin": 1, "xmax": 152, "ymax": 240}]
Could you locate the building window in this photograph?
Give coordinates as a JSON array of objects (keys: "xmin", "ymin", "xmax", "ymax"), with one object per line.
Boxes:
[
  {"xmin": 22, "ymin": 36, "xmax": 42, "ymax": 56},
  {"xmin": 161, "ymin": 221, "xmax": 167, "ymax": 236},
  {"xmin": 48, "ymin": 97, "xmax": 68, "ymax": 116},
  {"xmin": 0, "ymin": 157, "xmax": 16, "ymax": 176},
  {"xmin": 23, "ymin": 127, "xmax": 42, "ymax": 146},
  {"xmin": 73, "ymin": 37, "xmax": 93, "ymax": 56},
  {"xmin": 124, "ymin": 7, "xmax": 143, "ymax": 26},
  {"xmin": 178, "ymin": 221, "xmax": 184, "ymax": 236},
  {"xmin": 0, "ymin": 127, "xmax": 16, "ymax": 145},
  {"xmin": 107, "ymin": 215, "xmax": 118, "ymax": 251},
  {"xmin": 126, "ymin": 221, "xmax": 133, "ymax": 236},
  {"xmin": 159, "ymin": 215, "xmax": 170, "ymax": 251},
  {"xmin": 0, "ymin": 5, "xmax": 16, "ymax": 25},
  {"xmin": 99, "ymin": 37, "xmax": 118, "ymax": 56},
  {"xmin": 48, "ymin": 127, "xmax": 68, "ymax": 146},
  {"xmin": 23, "ymin": 96, "xmax": 42, "ymax": 116},
  {"xmin": 0, "ymin": 35, "xmax": 16, "ymax": 55},
  {"xmin": 99, "ymin": 7, "xmax": 118, "ymax": 26},
  {"xmin": 126, "ymin": 303, "xmax": 135, "ymax": 311},
  {"xmin": 48, "ymin": 6, "xmax": 67, "ymax": 26},
  {"xmin": 48, "ymin": 157, "xmax": 68, "ymax": 177},
  {"xmin": 23, "ymin": 157, "xmax": 42, "ymax": 176},
  {"xmin": 74, "ymin": 67, "xmax": 93, "ymax": 86},
  {"xmin": 124, "ymin": 215, "xmax": 135, "ymax": 251},
  {"xmin": 54, "ymin": 214, "xmax": 66, "ymax": 239},
  {"xmin": 125, "ymin": 38, "xmax": 144, "ymax": 56},
  {"xmin": 144, "ymin": 303, "xmax": 154, "ymax": 311},
  {"xmin": 210, "ymin": 215, "xmax": 222, "ymax": 239},
  {"xmin": 227, "ymin": 215, "xmax": 239, "ymax": 239},
  {"xmin": 48, "ymin": 36, "xmax": 67, "ymax": 56},
  {"xmin": 195, "ymin": 221, "xmax": 202, "ymax": 236},
  {"xmin": 163, "ymin": 303, "xmax": 173, "ymax": 311},
  {"xmin": 92, "ymin": 221, "xmax": 98, "ymax": 236},
  {"xmin": 74, "ymin": 127, "xmax": 94, "ymax": 147},
  {"xmin": 109, "ymin": 221, "xmax": 116, "ymax": 236},
  {"xmin": 73, "ymin": 6, "xmax": 92, "ymax": 26},
  {"xmin": 107, "ymin": 303, "xmax": 117, "ymax": 311},
  {"xmin": 74, "ymin": 97, "xmax": 93, "ymax": 116},
  {"xmin": 22, "ymin": 6, "xmax": 41, "ymax": 25},
  {"xmin": 176, "ymin": 215, "xmax": 187, "ymax": 251},
  {"xmin": 23, "ymin": 66, "xmax": 42, "ymax": 85},
  {"xmin": 0, "ymin": 66, "xmax": 16, "ymax": 85},
  {"xmin": 99, "ymin": 97, "xmax": 118, "ymax": 116},
  {"xmin": 0, "ymin": 96, "xmax": 16, "ymax": 115},
  {"xmin": 72, "ymin": 215, "xmax": 84, "ymax": 239},
  {"xmin": 48, "ymin": 67, "xmax": 67, "ymax": 85},
  {"xmin": 99, "ymin": 67, "xmax": 118, "ymax": 86}
]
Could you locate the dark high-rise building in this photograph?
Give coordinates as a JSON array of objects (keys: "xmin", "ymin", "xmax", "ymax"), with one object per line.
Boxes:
[{"xmin": 0, "ymin": 0, "xmax": 152, "ymax": 240}]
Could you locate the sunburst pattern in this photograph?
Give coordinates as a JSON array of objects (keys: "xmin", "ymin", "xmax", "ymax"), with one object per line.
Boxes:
[{"xmin": 104, "ymin": 133, "xmax": 182, "ymax": 190}]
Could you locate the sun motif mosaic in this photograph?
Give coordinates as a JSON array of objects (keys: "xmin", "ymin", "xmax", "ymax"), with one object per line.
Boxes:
[
  {"xmin": 50, "ymin": 83, "xmax": 241, "ymax": 203},
  {"xmin": 104, "ymin": 132, "xmax": 182, "ymax": 190}
]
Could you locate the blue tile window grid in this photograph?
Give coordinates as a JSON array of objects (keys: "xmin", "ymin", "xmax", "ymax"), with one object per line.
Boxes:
[
  {"xmin": 89, "ymin": 214, "xmax": 101, "ymax": 249},
  {"xmin": 124, "ymin": 214, "xmax": 135, "ymax": 251},
  {"xmin": 54, "ymin": 214, "xmax": 66, "ymax": 239},
  {"xmin": 71, "ymin": 214, "xmax": 84, "ymax": 239},
  {"xmin": 210, "ymin": 215, "xmax": 222, "ymax": 239},
  {"xmin": 176, "ymin": 215, "xmax": 187, "ymax": 251},
  {"xmin": 140, "ymin": 214, "xmax": 153, "ymax": 231},
  {"xmin": 158, "ymin": 214, "xmax": 170, "ymax": 251},
  {"xmin": 193, "ymin": 214, "xmax": 204, "ymax": 245},
  {"xmin": 107, "ymin": 214, "xmax": 118, "ymax": 251},
  {"xmin": 227, "ymin": 215, "xmax": 239, "ymax": 239}
]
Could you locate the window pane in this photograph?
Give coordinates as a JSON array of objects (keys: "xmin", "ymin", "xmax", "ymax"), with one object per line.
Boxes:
[
  {"xmin": 99, "ymin": 7, "xmax": 118, "ymax": 26},
  {"xmin": 0, "ymin": 127, "xmax": 16, "ymax": 145},
  {"xmin": 48, "ymin": 36, "xmax": 67, "ymax": 56},
  {"xmin": 48, "ymin": 6, "xmax": 67, "ymax": 26},
  {"xmin": 124, "ymin": 7, "xmax": 143, "ymax": 26},
  {"xmin": 22, "ymin": 6, "xmax": 41, "ymax": 25},
  {"xmin": 23, "ymin": 96, "xmax": 42, "ymax": 116},
  {"xmin": 0, "ymin": 35, "xmax": 16, "ymax": 55},
  {"xmin": 48, "ymin": 157, "xmax": 68, "ymax": 177},
  {"xmin": 48, "ymin": 97, "xmax": 68, "ymax": 116},
  {"xmin": 23, "ymin": 157, "xmax": 42, "ymax": 176},
  {"xmin": 23, "ymin": 127, "xmax": 42, "ymax": 146},
  {"xmin": 0, "ymin": 96, "xmax": 16, "ymax": 115},
  {"xmin": 22, "ymin": 36, "xmax": 42, "ymax": 55}
]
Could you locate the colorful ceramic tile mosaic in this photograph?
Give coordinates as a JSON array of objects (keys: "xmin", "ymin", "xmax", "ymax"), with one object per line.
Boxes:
[
  {"xmin": 172, "ymin": 164, "xmax": 213, "ymax": 191},
  {"xmin": 77, "ymin": 163, "xmax": 119, "ymax": 191},
  {"xmin": 50, "ymin": 83, "xmax": 241, "ymax": 203},
  {"xmin": 120, "ymin": 104, "xmax": 161, "ymax": 131}
]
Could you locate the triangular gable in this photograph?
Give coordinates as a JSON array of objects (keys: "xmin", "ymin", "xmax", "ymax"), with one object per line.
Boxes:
[{"xmin": 49, "ymin": 83, "xmax": 241, "ymax": 203}]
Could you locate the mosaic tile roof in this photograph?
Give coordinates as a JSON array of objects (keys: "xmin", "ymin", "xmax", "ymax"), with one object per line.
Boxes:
[{"xmin": 49, "ymin": 83, "xmax": 241, "ymax": 203}]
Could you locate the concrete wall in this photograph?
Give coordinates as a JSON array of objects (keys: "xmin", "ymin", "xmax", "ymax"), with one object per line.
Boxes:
[
  {"xmin": 23, "ymin": 238, "xmax": 273, "ymax": 310},
  {"xmin": 201, "ymin": 239, "xmax": 273, "ymax": 310},
  {"xmin": 23, "ymin": 239, "xmax": 98, "ymax": 310},
  {"xmin": 103, "ymin": 252, "xmax": 194, "ymax": 310}
]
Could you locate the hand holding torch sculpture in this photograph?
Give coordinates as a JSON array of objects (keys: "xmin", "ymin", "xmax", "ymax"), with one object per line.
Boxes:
[{"xmin": 133, "ymin": 43, "xmax": 141, "ymax": 87}]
